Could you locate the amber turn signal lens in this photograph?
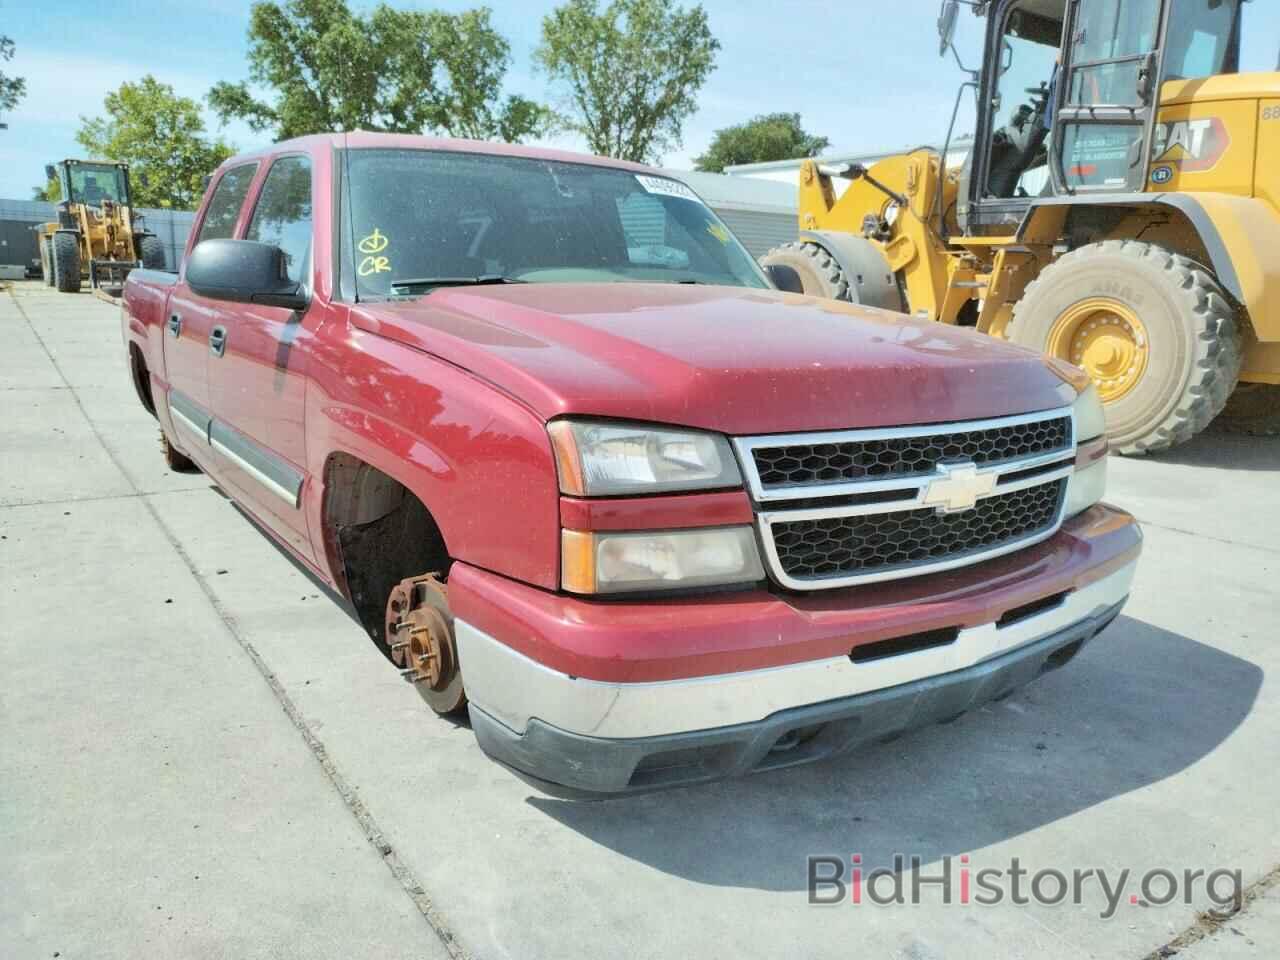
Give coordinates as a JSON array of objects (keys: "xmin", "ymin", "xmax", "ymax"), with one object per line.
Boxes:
[
  {"xmin": 560, "ymin": 529, "xmax": 598, "ymax": 594},
  {"xmin": 548, "ymin": 421, "xmax": 586, "ymax": 496}
]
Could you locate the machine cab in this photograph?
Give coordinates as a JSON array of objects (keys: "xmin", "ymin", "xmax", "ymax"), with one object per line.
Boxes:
[
  {"xmin": 957, "ymin": 0, "xmax": 1245, "ymax": 233},
  {"xmin": 46, "ymin": 159, "xmax": 134, "ymax": 211}
]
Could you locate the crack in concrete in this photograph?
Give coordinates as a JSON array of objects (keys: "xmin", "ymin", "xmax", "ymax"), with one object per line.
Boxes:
[
  {"xmin": 1141, "ymin": 863, "xmax": 1280, "ymax": 959},
  {"xmin": 1133, "ymin": 517, "xmax": 1280, "ymax": 557},
  {"xmin": 0, "ymin": 487, "xmax": 209, "ymax": 511},
  {"xmin": 7, "ymin": 289, "xmax": 474, "ymax": 960}
]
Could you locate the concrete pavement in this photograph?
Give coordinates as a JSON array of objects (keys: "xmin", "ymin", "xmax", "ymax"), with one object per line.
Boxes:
[{"xmin": 2, "ymin": 280, "xmax": 1277, "ymax": 959}]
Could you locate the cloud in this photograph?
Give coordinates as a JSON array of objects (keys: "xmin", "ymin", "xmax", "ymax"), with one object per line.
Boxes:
[{"xmin": 1, "ymin": 48, "xmax": 269, "ymax": 197}]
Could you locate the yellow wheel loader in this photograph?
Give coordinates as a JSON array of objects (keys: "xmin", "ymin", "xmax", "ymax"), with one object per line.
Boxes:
[
  {"xmin": 762, "ymin": 0, "xmax": 1280, "ymax": 450},
  {"xmin": 35, "ymin": 159, "xmax": 166, "ymax": 294}
]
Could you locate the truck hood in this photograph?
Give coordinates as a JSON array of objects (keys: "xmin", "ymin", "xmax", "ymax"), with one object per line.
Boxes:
[{"xmin": 352, "ymin": 283, "xmax": 1076, "ymax": 435}]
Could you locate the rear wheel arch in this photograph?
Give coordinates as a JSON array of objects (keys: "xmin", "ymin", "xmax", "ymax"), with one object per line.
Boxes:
[
  {"xmin": 1021, "ymin": 195, "xmax": 1247, "ymax": 313},
  {"xmin": 128, "ymin": 343, "xmax": 157, "ymax": 418}
]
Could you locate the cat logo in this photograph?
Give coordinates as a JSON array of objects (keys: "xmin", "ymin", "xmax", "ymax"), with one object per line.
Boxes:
[{"xmin": 1152, "ymin": 117, "xmax": 1230, "ymax": 173}]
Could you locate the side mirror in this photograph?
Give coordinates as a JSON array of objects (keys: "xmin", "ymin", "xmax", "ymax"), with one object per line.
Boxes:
[
  {"xmin": 937, "ymin": 0, "xmax": 959, "ymax": 57},
  {"xmin": 45, "ymin": 164, "xmax": 57, "ymax": 181},
  {"xmin": 764, "ymin": 263, "xmax": 805, "ymax": 294},
  {"xmin": 186, "ymin": 239, "xmax": 308, "ymax": 311}
]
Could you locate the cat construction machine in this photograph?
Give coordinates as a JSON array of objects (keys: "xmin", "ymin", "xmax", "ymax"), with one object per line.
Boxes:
[
  {"xmin": 762, "ymin": 0, "xmax": 1280, "ymax": 448},
  {"xmin": 36, "ymin": 159, "xmax": 166, "ymax": 294}
]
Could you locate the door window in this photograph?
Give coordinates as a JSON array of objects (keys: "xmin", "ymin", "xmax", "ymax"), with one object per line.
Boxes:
[
  {"xmin": 196, "ymin": 164, "xmax": 259, "ymax": 244},
  {"xmin": 983, "ymin": 2, "xmax": 1062, "ymax": 198},
  {"xmin": 245, "ymin": 156, "xmax": 313, "ymax": 286},
  {"xmin": 1056, "ymin": 0, "xmax": 1165, "ymax": 191}
]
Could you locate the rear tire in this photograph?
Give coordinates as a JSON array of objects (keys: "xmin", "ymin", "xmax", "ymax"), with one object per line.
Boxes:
[
  {"xmin": 52, "ymin": 232, "xmax": 82, "ymax": 293},
  {"xmin": 1212, "ymin": 383, "xmax": 1280, "ymax": 436},
  {"xmin": 161, "ymin": 430, "xmax": 199, "ymax": 473},
  {"xmin": 138, "ymin": 235, "xmax": 166, "ymax": 270},
  {"xmin": 759, "ymin": 241, "xmax": 852, "ymax": 301},
  {"xmin": 1009, "ymin": 240, "xmax": 1242, "ymax": 455}
]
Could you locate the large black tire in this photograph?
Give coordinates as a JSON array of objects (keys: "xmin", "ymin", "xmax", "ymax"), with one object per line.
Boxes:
[
  {"xmin": 1212, "ymin": 383, "xmax": 1280, "ymax": 437},
  {"xmin": 1009, "ymin": 241, "xmax": 1242, "ymax": 455},
  {"xmin": 160, "ymin": 429, "xmax": 199, "ymax": 473},
  {"xmin": 759, "ymin": 241, "xmax": 852, "ymax": 301},
  {"xmin": 137, "ymin": 234, "xmax": 166, "ymax": 270},
  {"xmin": 51, "ymin": 232, "xmax": 82, "ymax": 293},
  {"xmin": 40, "ymin": 236, "xmax": 55, "ymax": 286}
]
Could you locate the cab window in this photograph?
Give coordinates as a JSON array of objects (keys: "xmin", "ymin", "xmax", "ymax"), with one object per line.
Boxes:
[
  {"xmin": 245, "ymin": 156, "xmax": 313, "ymax": 286},
  {"xmin": 1164, "ymin": 0, "xmax": 1241, "ymax": 81},
  {"xmin": 983, "ymin": 2, "xmax": 1062, "ymax": 199},
  {"xmin": 196, "ymin": 163, "xmax": 259, "ymax": 244}
]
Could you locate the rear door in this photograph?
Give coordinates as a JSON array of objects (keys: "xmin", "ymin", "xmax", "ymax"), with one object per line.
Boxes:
[
  {"xmin": 1051, "ymin": 0, "xmax": 1170, "ymax": 193},
  {"xmin": 206, "ymin": 154, "xmax": 316, "ymax": 559},
  {"xmin": 163, "ymin": 162, "xmax": 258, "ymax": 454}
]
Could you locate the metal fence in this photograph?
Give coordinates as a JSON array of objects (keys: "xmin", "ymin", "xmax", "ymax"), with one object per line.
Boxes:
[{"xmin": 0, "ymin": 198, "xmax": 195, "ymax": 274}]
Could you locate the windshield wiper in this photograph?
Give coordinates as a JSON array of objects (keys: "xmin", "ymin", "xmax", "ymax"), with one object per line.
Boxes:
[{"xmin": 389, "ymin": 274, "xmax": 527, "ymax": 292}]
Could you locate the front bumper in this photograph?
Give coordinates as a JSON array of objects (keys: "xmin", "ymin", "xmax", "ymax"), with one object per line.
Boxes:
[
  {"xmin": 470, "ymin": 597, "xmax": 1125, "ymax": 797},
  {"xmin": 448, "ymin": 504, "xmax": 1141, "ymax": 795}
]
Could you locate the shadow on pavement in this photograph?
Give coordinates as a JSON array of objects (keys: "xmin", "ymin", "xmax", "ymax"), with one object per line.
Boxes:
[
  {"xmin": 527, "ymin": 616, "xmax": 1261, "ymax": 890},
  {"xmin": 1145, "ymin": 431, "xmax": 1280, "ymax": 472}
]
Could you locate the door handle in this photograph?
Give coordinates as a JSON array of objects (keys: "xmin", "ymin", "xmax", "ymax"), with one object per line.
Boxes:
[
  {"xmin": 209, "ymin": 325, "xmax": 228, "ymax": 358},
  {"xmin": 167, "ymin": 314, "xmax": 182, "ymax": 338}
]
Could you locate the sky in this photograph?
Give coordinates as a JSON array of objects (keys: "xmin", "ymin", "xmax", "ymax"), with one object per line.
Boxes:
[{"xmin": 2, "ymin": 0, "xmax": 1278, "ymax": 200}]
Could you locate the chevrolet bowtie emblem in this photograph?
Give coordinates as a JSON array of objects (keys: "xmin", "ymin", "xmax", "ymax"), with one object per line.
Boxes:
[{"xmin": 921, "ymin": 462, "xmax": 996, "ymax": 513}]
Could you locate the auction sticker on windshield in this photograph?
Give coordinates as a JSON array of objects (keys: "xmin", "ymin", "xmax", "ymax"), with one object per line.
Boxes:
[{"xmin": 635, "ymin": 174, "xmax": 700, "ymax": 202}]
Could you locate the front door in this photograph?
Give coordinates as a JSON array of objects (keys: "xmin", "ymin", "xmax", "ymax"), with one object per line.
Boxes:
[
  {"xmin": 162, "ymin": 161, "xmax": 259, "ymax": 457},
  {"xmin": 1051, "ymin": 0, "xmax": 1170, "ymax": 193},
  {"xmin": 206, "ymin": 154, "xmax": 316, "ymax": 561}
]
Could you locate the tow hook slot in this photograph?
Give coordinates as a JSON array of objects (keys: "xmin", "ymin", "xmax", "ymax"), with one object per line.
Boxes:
[
  {"xmin": 849, "ymin": 626, "xmax": 959, "ymax": 664},
  {"xmin": 997, "ymin": 590, "xmax": 1069, "ymax": 629}
]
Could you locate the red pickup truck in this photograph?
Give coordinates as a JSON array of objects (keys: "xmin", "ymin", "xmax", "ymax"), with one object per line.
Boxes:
[{"xmin": 122, "ymin": 132, "xmax": 1140, "ymax": 796}]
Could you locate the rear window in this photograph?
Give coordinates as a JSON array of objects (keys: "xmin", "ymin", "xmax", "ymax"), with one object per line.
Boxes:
[{"xmin": 196, "ymin": 163, "xmax": 259, "ymax": 244}]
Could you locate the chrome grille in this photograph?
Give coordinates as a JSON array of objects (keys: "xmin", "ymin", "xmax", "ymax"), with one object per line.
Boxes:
[
  {"xmin": 734, "ymin": 408, "xmax": 1077, "ymax": 590},
  {"xmin": 752, "ymin": 416, "xmax": 1071, "ymax": 489},
  {"xmin": 771, "ymin": 480, "xmax": 1066, "ymax": 581}
]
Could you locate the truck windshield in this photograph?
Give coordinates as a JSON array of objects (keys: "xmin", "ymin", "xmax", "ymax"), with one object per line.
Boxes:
[
  {"xmin": 340, "ymin": 148, "xmax": 769, "ymax": 300},
  {"xmin": 67, "ymin": 164, "xmax": 128, "ymax": 206}
]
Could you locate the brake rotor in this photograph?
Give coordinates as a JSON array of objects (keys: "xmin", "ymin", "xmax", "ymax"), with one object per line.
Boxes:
[{"xmin": 384, "ymin": 574, "xmax": 456, "ymax": 691}]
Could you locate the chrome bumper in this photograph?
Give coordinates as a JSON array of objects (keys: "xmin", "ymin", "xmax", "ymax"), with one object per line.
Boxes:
[{"xmin": 457, "ymin": 560, "xmax": 1136, "ymax": 743}]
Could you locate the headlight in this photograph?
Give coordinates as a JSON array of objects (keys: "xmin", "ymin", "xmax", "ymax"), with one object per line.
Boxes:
[
  {"xmin": 1065, "ymin": 385, "xmax": 1108, "ymax": 518},
  {"xmin": 1064, "ymin": 456, "xmax": 1106, "ymax": 519},
  {"xmin": 1073, "ymin": 383, "xmax": 1106, "ymax": 442},
  {"xmin": 561, "ymin": 527, "xmax": 764, "ymax": 594},
  {"xmin": 548, "ymin": 420, "xmax": 741, "ymax": 496}
]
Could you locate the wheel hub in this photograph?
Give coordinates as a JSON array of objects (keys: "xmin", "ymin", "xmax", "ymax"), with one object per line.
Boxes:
[
  {"xmin": 1047, "ymin": 299, "xmax": 1149, "ymax": 403},
  {"xmin": 384, "ymin": 574, "xmax": 455, "ymax": 690}
]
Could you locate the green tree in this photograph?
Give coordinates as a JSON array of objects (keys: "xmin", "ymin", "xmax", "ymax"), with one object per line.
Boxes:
[
  {"xmin": 693, "ymin": 113, "xmax": 828, "ymax": 173},
  {"xmin": 76, "ymin": 76, "xmax": 234, "ymax": 209},
  {"xmin": 1, "ymin": 34, "xmax": 26, "ymax": 115},
  {"xmin": 536, "ymin": 0, "xmax": 719, "ymax": 163},
  {"xmin": 208, "ymin": 0, "xmax": 553, "ymax": 142},
  {"xmin": 33, "ymin": 177, "xmax": 61, "ymax": 202}
]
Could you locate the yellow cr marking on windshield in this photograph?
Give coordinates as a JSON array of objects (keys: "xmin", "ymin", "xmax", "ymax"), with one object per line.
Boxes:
[
  {"xmin": 358, "ymin": 256, "xmax": 391, "ymax": 276},
  {"xmin": 706, "ymin": 222, "xmax": 731, "ymax": 245},
  {"xmin": 358, "ymin": 228, "xmax": 389, "ymax": 255}
]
